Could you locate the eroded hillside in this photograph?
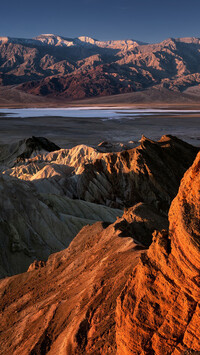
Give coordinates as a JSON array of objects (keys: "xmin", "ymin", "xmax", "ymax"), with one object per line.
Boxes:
[
  {"xmin": 0, "ymin": 135, "xmax": 198, "ymax": 278},
  {"xmin": 0, "ymin": 144, "xmax": 199, "ymax": 354}
]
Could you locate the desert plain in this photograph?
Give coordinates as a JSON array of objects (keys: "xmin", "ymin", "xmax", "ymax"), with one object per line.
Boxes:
[{"xmin": 0, "ymin": 107, "xmax": 200, "ymax": 148}]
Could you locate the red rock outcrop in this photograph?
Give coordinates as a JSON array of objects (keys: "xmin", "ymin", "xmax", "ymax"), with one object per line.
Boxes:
[
  {"xmin": 0, "ymin": 207, "xmax": 151, "ymax": 354},
  {"xmin": 116, "ymin": 152, "xmax": 200, "ymax": 354}
]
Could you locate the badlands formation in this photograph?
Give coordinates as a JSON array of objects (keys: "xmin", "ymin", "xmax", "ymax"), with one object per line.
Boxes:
[{"xmin": 0, "ymin": 134, "xmax": 199, "ymax": 354}]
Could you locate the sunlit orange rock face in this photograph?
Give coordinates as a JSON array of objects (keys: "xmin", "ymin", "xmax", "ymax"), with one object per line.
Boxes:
[
  {"xmin": 0, "ymin": 213, "xmax": 146, "ymax": 354},
  {"xmin": 116, "ymin": 152, "xmax": 200, "ymax": 354}
]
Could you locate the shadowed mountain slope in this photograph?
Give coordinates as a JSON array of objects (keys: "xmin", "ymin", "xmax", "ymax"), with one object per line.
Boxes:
[{"xmin": 0, "ymin": 174, "xmax": 122, "ymax": 278}]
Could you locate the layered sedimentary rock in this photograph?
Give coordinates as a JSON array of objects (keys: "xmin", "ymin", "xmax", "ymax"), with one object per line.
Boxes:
[
  {"xmin": 116, "ymin": 152, "xmax": 200, "ymax": 354},
  {"xmin": 77, "ymin": 135, "xmax": 199, "ymax": 211}
]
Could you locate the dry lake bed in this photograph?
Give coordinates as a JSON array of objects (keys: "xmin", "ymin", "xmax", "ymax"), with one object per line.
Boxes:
[{"xmin": 0, "ymin": 107, "xmax": 200, "ymax": 148}]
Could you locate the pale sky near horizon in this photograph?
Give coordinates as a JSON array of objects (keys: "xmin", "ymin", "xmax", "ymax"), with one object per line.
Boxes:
[{"xmin": 1, "ymin": 0, "xmax": 200, "ymax": 43}]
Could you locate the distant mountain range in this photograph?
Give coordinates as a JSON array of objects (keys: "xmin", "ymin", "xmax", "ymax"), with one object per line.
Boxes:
[{"xmin": 1, "ymin": 34, "xmax": 200, "ymax": 100}]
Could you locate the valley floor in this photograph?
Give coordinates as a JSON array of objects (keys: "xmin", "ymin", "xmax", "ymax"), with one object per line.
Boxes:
[{"xmin": 0, "ymin": 110, "xmax": 200, "ymax": 147}]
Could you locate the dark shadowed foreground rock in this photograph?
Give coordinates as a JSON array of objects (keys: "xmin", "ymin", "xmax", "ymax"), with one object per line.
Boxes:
[
  {"xmin": 0, "ymin": 174, "xmax": 122, "ymax": 278},
  {"xmin": 0, "ymin": 152, "xmax": 199, "ymax": 354}
]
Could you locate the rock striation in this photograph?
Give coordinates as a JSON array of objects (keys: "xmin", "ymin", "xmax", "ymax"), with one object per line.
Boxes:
[{"xmin": 77, "ymin": 135, "xmax": 199, "ymax": 211}]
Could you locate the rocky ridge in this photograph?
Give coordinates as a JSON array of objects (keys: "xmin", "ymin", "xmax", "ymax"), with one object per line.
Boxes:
[
  {"xmin": 0, "ymin": 136, "xmax": 60, "ymax": 168},
  {"xmin": 116, "ymin": 151, "xmax": 200, "ymax": 354},
  {"xmin": 5, "ymin": 135, "xmax": 198, "ymax": 212},
  {"xmin": 0, "ymin": 144, "xmax": 199, "ymax": 354}
]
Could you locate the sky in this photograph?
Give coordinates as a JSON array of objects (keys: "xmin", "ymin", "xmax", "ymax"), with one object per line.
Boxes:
[{"xmin": 1, "ymin": 0, "xmax": 200, "ymax": 43}]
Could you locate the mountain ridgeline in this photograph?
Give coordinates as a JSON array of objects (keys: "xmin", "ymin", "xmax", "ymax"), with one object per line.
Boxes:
[{"xmin": 1, "ymin": 34, "xmax": 200, "ymax": 99}]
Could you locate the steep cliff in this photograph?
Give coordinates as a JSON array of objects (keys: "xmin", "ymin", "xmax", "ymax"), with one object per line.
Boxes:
[{"xmin": 116, "ymin": 152, "xmax": 200, "ymax": 354}]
